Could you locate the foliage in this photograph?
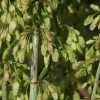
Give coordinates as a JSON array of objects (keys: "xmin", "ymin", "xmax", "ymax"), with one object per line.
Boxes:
[{"xmin": 0, "ymin": 0, "xmax": 100, "ymax": 100}]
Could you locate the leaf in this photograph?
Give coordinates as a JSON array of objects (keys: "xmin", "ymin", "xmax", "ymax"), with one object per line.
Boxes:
[
  {"xmin": 71, "ymin": 42, "xmax": 76, "ymax": 51},
  {"xmin": 21, "ymin": 39, "xmax": 27, "ymax": 48},
  {"xmin": 76, "ymin": 43, "xmax": 83, "ymax": 54},
  {"xmin": 7, "ymin": 13, "xmax": 12, "ymax": 23},
  {"xmin": 86, "ymin": 47, "xmax": 94, "ymax": 59},
  {"xmin": 90, "ymin": 15, "xmax": 100, "ymax": 31},
  {"xmin": 6, "ymin": 33, "xmax": 11, "ymax": 42},
  {"xmin": 86, "ymin": 39, "xmax": 95, "ymax": 44},
  {"xmin": 78, "ymin": 36, "xmax": 85, "ymax": 47},
  {"xmin": 1, "ymin": 0, "xmax": 7, "ymax": 10},
  {"xmin": 82, "ymin": 83, "xmax": 87, "ymax": 88},
  {"xmin": 66, "ymin": 36, "xmax": 72, "ymax": 45},
  {"xmin": 87, "ymin": 64, "xmax": 92, "ymax": 74},
  {"xmin": 2, "ymin": 47, "xmax": 10, "ymax": 60},
  {"xmin": 1, "ymin": 13, "xmax": 6, "ymax": 23},
  {"xmin": 44, "ymin": 54, "xmax": 50, "ymax": 68},
  {"xmin": 73, "ymin": 91, "xmax": 80, "ymax": 100},
  {"xmin": 90, "ymin": 4, "xmax": 100, "ymax": 11},
  {"xmin": 37, "ymin": 93, "xmax": 43, "ymax": 100},
  {"xmin": 15, "ymin": 30, "xmax": 20, "ymax": 39},
  {"xmin": 17, "ymin": 15, "xmax": 25, "ymax": 28},
  {"xmin": 18, "ymin": 50, "xmax": 25, "ymax": 63},
  {"xmin": 9, "ymin": 4, "xmax": 15, "ymax": 12},
  {"xmin": 12, "ymin": 81, "xmax": 20, "ymax": 96},
  {"xmin": 98, "ymin": 21, "xmax": 100, "ymax": 29},
  {"xmin": 13, "ymin": 44, "xmax": 19, "ymax": 55},
  {"xmin": 95, "ymin": 40, "xmax": 100, "ymax": 49},
  {"xmin": 52, "ymin": 49, "xmax": 59, "ymax": 62},
  {"xmin": 41, "ymin": 44, "xmax": 47, "ymax": 56},
  {"xmin": 48, "ymin": 85, "xmax": 55, "ymax": 93},
  {"xmin": 9, "ymin": 21, "xmax": 17, "ymax": 33},
  {"xmin": 88, "ymin": 86, "xmax": 92, "ymax": 94},
  {"xmin": 43, "ymin": 92, "xmax": 48, "ymax": 100},
  {"xmin": 51, "ymin": 92, "xmax": 58, "ymax": 100},
  {"xmin": 84, "ymin": 15, "xmax": 93, "ymax": 26},
  {"xmin": 74, "ymin": 29, "xmax": 80, "ymax": 35},
  {"xmin": 67, "ymin": 5, "xmax": 74, "ymax": 13}
]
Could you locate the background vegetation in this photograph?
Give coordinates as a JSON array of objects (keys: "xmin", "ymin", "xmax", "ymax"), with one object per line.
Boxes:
[{"xmin": 0, "ymin": 0, "xmax": 100, "ymax": 100}]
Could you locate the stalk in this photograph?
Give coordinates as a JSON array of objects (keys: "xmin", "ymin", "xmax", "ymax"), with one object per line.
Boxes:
[
  {"xmin": 2, "ymin": 64, "xmax": 7, "ymax": 100},
  {"xmin": 91, "ymin": 61, "xmax": 100, "ymax": 100},
  {"xmin": 29, "ymin": 33, "xmax": 39, "ymax": 100}
]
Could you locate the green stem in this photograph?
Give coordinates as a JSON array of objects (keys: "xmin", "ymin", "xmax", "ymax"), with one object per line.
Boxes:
[
  {"xmin": 29, "ymin": 33, "xmax": 39, "ymax": 100},
  {"xmin": 2, "ymin": 64, "xmax": 8, "ymax": 100},
  {"xmin": 91, "ymin": 61, "xmax": 100, "ymax": 100}
]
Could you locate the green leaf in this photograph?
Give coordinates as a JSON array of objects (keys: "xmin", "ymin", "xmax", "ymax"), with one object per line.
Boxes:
[
  {"xmin": 90, "ymin": 15, "xmax": 100, "ymax": 31},
  {"xmin": 1, "ymin": 13, "xmax": 6, "ymax": 23},
  {"xmin": 9, "ymin": 20, "xmax": 17, "ymax": 33},
  {"xmin": 71, "ymin": 42, "xmax": 76, "ymax": 51},
  {"xmin": 88, "ymin": 86, "xmax": 92, "ymax": 94},
  {"xmin": 6, "ymin": 33, "xmax": 11, "ymax": 42},
  {"xmin": 73, "ymin": 91, "xmax": 80, "ymax": 100},
  {"xmin": 41, "ymin": 44, "xmax": 47, "ymax": 56},
  {"xmin": 51, "ymin": 92, "xmax": 58, "ymax": 100},
  {"xmin": 13, "ymin": 44, "xmax": 19, "ymax": 55},
  {"xmin": 84, "ymin": 15, "xmax": 93, "ymax": 26},
  {"xmin": 78, "ymin": 36, "xmax": 85, "ymax": 47},
  {"xmin": 2, "ymin": 47, "xmax": 10, "ymax": 60},
  {"xmin": 9, "ymin": 4, "xmax": 15, "ymax": 12},
  {"xmin": 67, "ymin": 5, "xmax": 73, "ymax": 13},
  {"xmin": 17, "ymin": 15, "xmax": 25, "ymax": 28},
  {"xmin": 86, "ymin": 47, "xmax": 94, "ymax": 59},
  {"xmin": 44, "ymin": 54, "xmax": 50, "ymax": 68},
  {"xmin": 86, "ymin": 39, "xmax": 95, "ymax": 44},
  {"xmin": 43, "ymin": 92, "xmax": 48, "ymax": 100},
  {"xmin": 52, "ymin": 49, "xmax": 59, "ymax": 62},
  {"xmin": 82, "ymin": 83, "xmax": 87, "ymax": 88},
  {"xmin": 76, "ymin": 43, "xmax": 83, "ymax": 54},
  {"xmin": 90, "ymin": 4, "xmax": 100, "ymax": 11},
  {"xmin": 12, "ymin": 81, "xmax": 20, "ymax": 96},
  {"xmin": 87, "ymin": 64, "xmax": 92, "ymax": 74},
  {"xmin": 48, "ymin": 85, "xmax": 55, "ymax": 93}
]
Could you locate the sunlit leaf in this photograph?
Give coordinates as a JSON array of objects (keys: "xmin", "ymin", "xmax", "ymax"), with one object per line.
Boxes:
[
  {"xmin": 78, "ymin": 36, "xmax": 85, "ymax": 47},
  {"xmin": 82, "ymin": 83, "xmax": 87, "ymax": 88},
  {"xmin": 86, "ymin": 39, "xmax": 95, "ymax": 44},
  {"xmin": 41, "ymin": 44, "xmax": 47, "ymax": 56},
  {"xmin": 84, "ymin": 15, "xmax": 93, "ymax": 26},
  {"xmin": 86, "ymin": 47, "xmax": 94, "ymax": 59},
  {"xmin": 51, "ymin": 92, "xmax": 58, "ymax": 99},
  {"xmin": 12, "ymin": 81, "xmax": 20, "ymax": 96},
  {"xmin": 88, "ymin": 86, "xmax": 92, "ymax": 94},
  {"xmin": 76, "ymin": 43, "xmax": 83, "ymax": 54},
  {"xmin": 9, "ymin": 20, "xmax": 17, "ymax": 33},
  {"xmin": 6, "ymin": 33, "xmax": 11, "ymax": 42},
  {"xmin": 90, "ymin": 4, "xmax": 100, "ymax": 11},
  {"xmin": 52, "ymin": 49, "xmax": 59, "ymax": 62},
  {"xmin": 44, "ymin": 54, "xmax": 50, "ymax": 68},
  {"xmin": 71, "ymin": 42, "xmax": 76, "ymax": 51}
]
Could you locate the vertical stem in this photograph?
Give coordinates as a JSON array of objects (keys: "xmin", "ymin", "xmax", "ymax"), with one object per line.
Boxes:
[
  {"xmin": 30, "ymin": 33, "xmax": 39, "ymax": 100},
  {"xmin": 91, "ymin": 61, "xmax": 100, "ymax": 100},
  {"xmin": 2, "ymin": 64, "xmax": 7, "ymax": 100}
]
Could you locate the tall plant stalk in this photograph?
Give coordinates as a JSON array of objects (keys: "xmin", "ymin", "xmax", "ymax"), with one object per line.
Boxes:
[
  {"xmin": 2, "ymin": 64, "xmax": 7, "ymax": 100},
  {"xmin": 29, "ymin": 33, "xmax": 39, "ymax": 100},
  {"xmin": 91, "ymin": 61, "xmax": 100, "ymax": 100}
]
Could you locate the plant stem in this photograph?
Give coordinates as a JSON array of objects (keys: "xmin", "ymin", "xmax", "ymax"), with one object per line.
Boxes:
[
  {"xmin": 2, "ymin": 64, "xmax": 7, "ymax": 100},
  {"xmin": 29, "ymin": 33, "xmax": 39, "ymax": 100},
  {"xmin": 91, "ymin": 61, "xmax": 100, "ymax": 100}
]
